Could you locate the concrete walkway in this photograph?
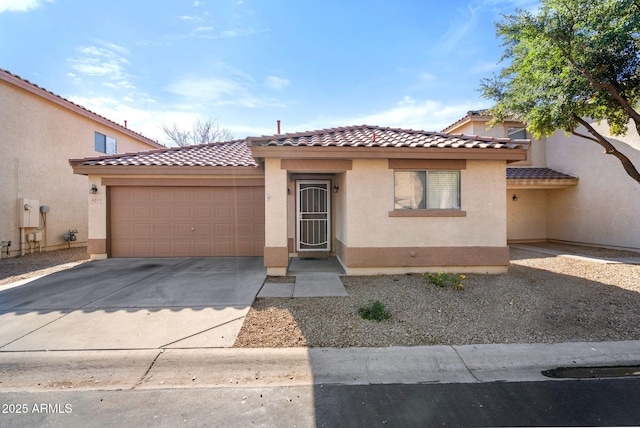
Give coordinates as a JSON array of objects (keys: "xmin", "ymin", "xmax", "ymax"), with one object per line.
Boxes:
[
  {"xmin": 1, "ymin": 340, "xmax": 639, "ymax": 391},
  {"xmin": 258, "ymin": 273, "xmax": 349, "ymax": 298},
  {"xmin": 511, "ymin": 244, "xmax": 640, "ymax": 264},
  {"xmin": 257, "ymin": 257, "xmax": 349, "ymax": 297}
]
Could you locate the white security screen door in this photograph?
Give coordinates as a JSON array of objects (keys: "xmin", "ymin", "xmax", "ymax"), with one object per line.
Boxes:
[{"xmin": 297, "ymin": 180, "xmax": 330, "ymax": 251}]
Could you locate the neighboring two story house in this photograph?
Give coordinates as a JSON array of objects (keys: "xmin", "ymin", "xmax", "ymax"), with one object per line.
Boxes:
[
  {"xmin": 444, "ymin": 110, "xmax": 640, "ymax": 252},
  {"xmin": 0, "ymin": 69, "xmax": 164, "ymax": 258}
]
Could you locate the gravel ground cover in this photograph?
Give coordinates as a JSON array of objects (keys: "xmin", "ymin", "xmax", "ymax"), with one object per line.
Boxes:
[
  {"xmin": 0, "ymin": 247, "xmax": 89, "ymax": 286},
  {"xmin": 2, "ymin": 245, "xmax": 639, "ymax": 348},
  {"xmin": 235, "ymin": 246, "xmax": 640, "ymax": 347}
]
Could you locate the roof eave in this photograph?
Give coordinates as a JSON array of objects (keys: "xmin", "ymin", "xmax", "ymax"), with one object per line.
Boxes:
[
  {"xmin": 250, "ymin": 146, "xmax": 528, "ymax": 162},
  {"xmin": 507, "ymin": 178, "xmax": 579, "ymax": 189},
  {"xmin": 71, "ymin": 165, "xmax": 264, "ymax": 176}
]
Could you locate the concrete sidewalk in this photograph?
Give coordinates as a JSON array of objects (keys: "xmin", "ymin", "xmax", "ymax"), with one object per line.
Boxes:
[{"xmin": 1, "ymin": 340, "xmax": 639, "ymax": 391}]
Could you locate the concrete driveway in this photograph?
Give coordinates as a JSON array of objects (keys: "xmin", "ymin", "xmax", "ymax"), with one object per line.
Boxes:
[{"xmin": 0, "ymin": 257, "xmax": 266, "ymax": 351}]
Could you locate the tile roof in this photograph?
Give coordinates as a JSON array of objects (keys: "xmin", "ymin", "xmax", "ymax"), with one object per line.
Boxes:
[
  {"xmin": 1, "ymin": 68, "xmax": 164, "ymax": 149},
  {"xmin": 507, "ymin": 167, "xmax": 577, "ymax": 180},
  {"xmin": 442, "ymin": 110, "xmax": 494, "ymax": 132},
  {"xmin": 73, "ymin": 141, "xmax": 258, "ymax": 167},
  {"xmin": 248, "ymin": 125, "xmax": 529, "ymax": 150}
]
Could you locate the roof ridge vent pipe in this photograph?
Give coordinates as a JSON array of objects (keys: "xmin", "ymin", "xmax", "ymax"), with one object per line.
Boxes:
[{"xmin": 277, "ymin": 120, "xmax": 281, "ymax": 134}]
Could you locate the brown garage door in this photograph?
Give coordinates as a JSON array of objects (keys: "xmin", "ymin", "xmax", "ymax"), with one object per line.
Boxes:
[{"xmin": 109, "ymin": 186, "xmax": 265, "ymax": 257}]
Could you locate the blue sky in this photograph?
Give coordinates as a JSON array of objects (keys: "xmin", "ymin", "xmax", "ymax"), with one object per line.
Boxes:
[{"xmin": 0, "ymin": 0, "xmax": 539, "ymax": 145}]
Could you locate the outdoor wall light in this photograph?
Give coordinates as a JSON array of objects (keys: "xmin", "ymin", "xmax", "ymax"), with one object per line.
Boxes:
[
  {"xmin": 332, "ymin": 185, "xmax": 339, "ymax": 193},
  {"xmin": 90, "ymin": 184, "xmax": 98, "ymax": 194},
  {"xmin": 512, "ymin": 194, "xmax": 518, "ymax": 201}
]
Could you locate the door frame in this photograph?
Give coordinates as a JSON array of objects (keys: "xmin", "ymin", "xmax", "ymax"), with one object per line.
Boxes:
[{"xmin": 296, "ymin": 179, "xmax": 331, "ymax": 252}]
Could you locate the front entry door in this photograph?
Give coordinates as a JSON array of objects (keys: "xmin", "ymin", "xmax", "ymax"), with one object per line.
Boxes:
[{"xmin": 297, "ymin": 180, "xmax": 330, "ymax": 252}]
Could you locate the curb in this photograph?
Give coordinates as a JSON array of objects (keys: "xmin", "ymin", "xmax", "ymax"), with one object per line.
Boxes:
[{"xmin": 1, "ymin": 341, "xmax": 639, "ymax": 392}]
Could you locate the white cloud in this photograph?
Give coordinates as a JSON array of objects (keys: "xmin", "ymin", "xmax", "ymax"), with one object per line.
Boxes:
[
  {"xmin": 68, "ymin": 43, "xmax": 135, "ymax": 90},
  {"xmin": 168, "ymin": 75, "xmax": 286, "ymax": 108},
  {"xmin": 0, "ymin": 0, "xmax": 51, "ymax": 13},
  {"xmin": 67, "ymin": 95, "xmax": 212, "ymax": 146},
  {"xmin": 334, "ymin": 96, "xmax": 490, "ymax": 132},
  {"xmin": 169, "ymin": 77, "xmax": 251, "ymax": 103},
  {"xmin": 434, "ymin": 3, "xmax": 480, "ymax": 54},
  {"xmin": 265, "ymin": 76, "xmax": 290, "ymax": 91},
  {"xmin": 420, "ymin": 73, "xmax": 436, "ymax": 82}
]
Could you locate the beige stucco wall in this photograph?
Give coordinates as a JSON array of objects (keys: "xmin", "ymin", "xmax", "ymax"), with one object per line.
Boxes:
[
  {"xmin": 342, "ymin": 159, "xmax": 507, "ymax": 248},
  {"xmin": 506, "ymin": 189, "xmax": 548, "ymax": 242},
  {"xmin": 451, "ymin": 120, "xmax": 546, "ymax": 168},
  {"xmin": 0, "ymin": 78, "xmax": 160, "ymax": 257},
  {"xmin": 545, "ymin": 121, "xmax": 640, "ymax": 250},
  {"xmin": 264, "ymin": 159, "xmax": 288, "ymax": 247},
  {"xmin": 333, "ymin": 172, "xmax": 348, "ymax": 248}
]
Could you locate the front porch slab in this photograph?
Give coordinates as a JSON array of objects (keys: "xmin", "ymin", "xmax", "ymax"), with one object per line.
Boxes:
[{"xmin": 288, "ymin": 257, "xmax": 345, "ymax": 275}]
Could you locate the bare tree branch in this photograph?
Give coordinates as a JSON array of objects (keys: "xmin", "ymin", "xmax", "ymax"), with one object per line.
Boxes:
[{"xmin": 162, "ymin": 118, "xmax": 234, "ymax": 147}]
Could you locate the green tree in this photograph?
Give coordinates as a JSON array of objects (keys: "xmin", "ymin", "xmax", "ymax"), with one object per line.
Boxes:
[{"xmin": 480, "ymin": 0, "xmax": 640, "ymax": 185}]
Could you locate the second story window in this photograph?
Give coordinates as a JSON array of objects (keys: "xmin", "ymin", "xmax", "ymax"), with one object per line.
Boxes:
[
  {"xmin": 508, "ymin": 127, "xmax": 527, "ymax": 139},
  {"xmin": 95, "ymin": 132, "xmax": 117, "ymax": 154}
]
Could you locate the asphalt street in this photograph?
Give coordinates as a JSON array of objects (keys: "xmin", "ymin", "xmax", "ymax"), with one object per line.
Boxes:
[{"xmin": 2, "ymin": 378, "xmax": 640, "ymax": 427}]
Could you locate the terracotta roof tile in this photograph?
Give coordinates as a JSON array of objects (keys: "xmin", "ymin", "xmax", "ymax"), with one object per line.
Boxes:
[
  {"xmin": 75, "ymin": 141, "xmax": 258, "ymax": 167},
  {"xmin": 507, "ymin": 167, "xmax": 577, "ymax": 180},
  {"xmin": 248, "ymin": 125, "xmax": 529, "ymax": 150}
]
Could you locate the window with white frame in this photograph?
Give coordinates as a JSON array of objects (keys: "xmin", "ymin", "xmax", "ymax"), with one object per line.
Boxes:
[
  {"xmin": 94, "ymin": 132, "xmax": 117, "ymax": 154},
  {"xmin": 394, "ymin": 170, "xmax": 461, "ymax": 210}
]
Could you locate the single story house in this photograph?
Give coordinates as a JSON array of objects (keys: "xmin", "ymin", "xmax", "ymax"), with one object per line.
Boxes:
[{"xmin": 70, "ymin": 125, "xmax": 530, "ymax": 275}]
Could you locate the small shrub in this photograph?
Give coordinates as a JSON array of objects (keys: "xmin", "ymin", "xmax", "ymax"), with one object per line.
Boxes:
[
  {"xmin": 358, "ymin": 300, "xmax": 391, "ymax": 321},
  {"xmin": 425, "ymin": 272, "xmax": 466, "ymax": 289}
]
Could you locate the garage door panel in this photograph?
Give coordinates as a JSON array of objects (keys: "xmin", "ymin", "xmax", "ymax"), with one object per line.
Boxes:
[
  {"xmin": 195, "ymin": 224, "xmax": 212, "ymax": 235},
  {"xmin": 155, "ymin": 189, "xmax": 174, "ymax": 203},
  {"xmin": 214, "ymin": 205, "xmax": 234, "ymax": 220},
  {"xmin": 214, "ymin": 223, "xmax": 234, "ymax": 236},
  {"xmin": 110, "ymin": 186, "xmax": 264, "ymax": 257},
  {"xmin": 194, "ymin": 242, "xmax": 214, "ymax": 254},
  {"xmin": 175, "ymin": 205, "xmax": 193, "ymax": 219},
  {"xmin": 213, "ymin": 241, "xmax": 234, "ymax": 254},
  {"xmin": 134, "ymin": 206, "xmax": 154, "ymax": 220},
  {"xmin": 152, "ymin": 223, "xmax": 170, "ymax": 236},
  {"xmin": 154, "ymin": 206, "xmax": 173, "ymax": 218},
  {"xmin": 195, "ymin": 206, "xmax": 212, "ymax": 218},
  {"xmin": 133, "ymin": 223, "xmax": 153, "ymax": 237},
  {"xmin": 154, "ymin": 242, "xmax": 173, "ymax": 257}
]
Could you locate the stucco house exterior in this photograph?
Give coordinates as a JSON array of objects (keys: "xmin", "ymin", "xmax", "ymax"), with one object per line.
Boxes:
[
  {"xmin": 445, "ymin": 110, "xmax": 640, "ymax": 252},
  {"xmin": 70, "ymin": 126, "xmax": 529, "ymax": 275},
  {"xmin": 0, "ymin": 69, "xmax": 164, "ymax": 258}
]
